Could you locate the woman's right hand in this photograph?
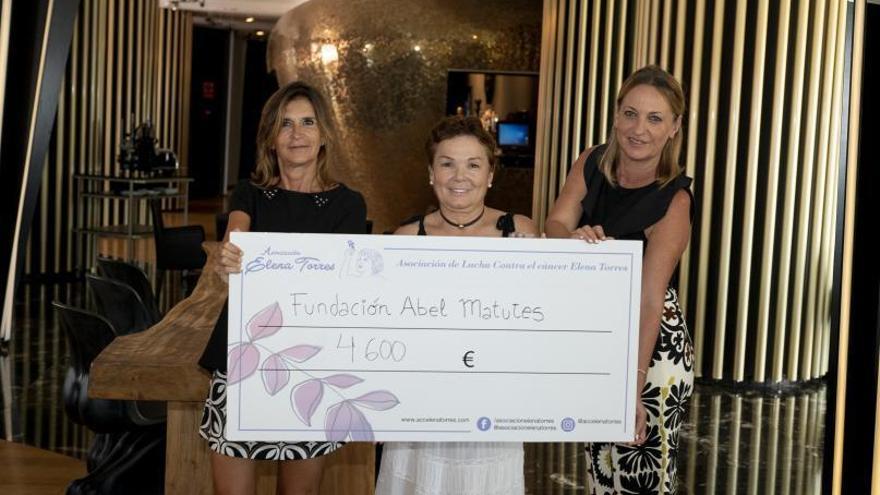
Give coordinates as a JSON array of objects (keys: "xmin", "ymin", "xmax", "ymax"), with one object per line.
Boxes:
[
  {"xmin": 216, "ymin": 234, "xmax": 243, "ymax": 282},
  {"xmin": 570, "ymin": 224, "xmax": 611, "ymax": 243}
]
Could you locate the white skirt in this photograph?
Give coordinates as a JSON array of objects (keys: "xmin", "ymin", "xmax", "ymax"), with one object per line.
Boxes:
[{"xmin": 375, "ymin": 442, "xmax": 524, "ymax": 495}]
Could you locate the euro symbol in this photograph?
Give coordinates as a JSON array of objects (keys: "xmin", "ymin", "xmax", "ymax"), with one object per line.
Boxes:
[{"xmin": 463, "ymin": 351, "xmax": 475, "ymax": 368}]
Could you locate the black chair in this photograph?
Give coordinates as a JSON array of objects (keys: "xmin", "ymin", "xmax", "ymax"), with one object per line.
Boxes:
[
  {"xmin": 56, "ymin": 302, "xmax": 131, "ymax": 431},
  {"xmin": 149, "ymin": 198, "xmax": 206, "ymax": 300},
  {"xmin": 53, "ymin": 302, "xmax": 165, "ymax": 495},
  {"xmin": 54, "ymin": 302, "xmax": 165, "ymax": 427},
  {"xmin": 86, "ymin": 274, "xmax": 157, "ymax": 335},
  {"xmin": 96, "ymin": 257, "xmax": 161, "ymax": 324}
]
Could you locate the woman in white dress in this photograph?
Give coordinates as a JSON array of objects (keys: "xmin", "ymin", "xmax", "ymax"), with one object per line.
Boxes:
[{"xmin": 375, "ymin": 116, "xmax": 537, "ymax": 495}]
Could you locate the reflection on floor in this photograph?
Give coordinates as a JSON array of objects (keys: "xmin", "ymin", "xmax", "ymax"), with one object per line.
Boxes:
[
  {"xmin": 0, "ymin": 277, "xmax": 189, "ymax": 458},
  {"xmin": 2, "ymin": 282, "xmax": 826, "ymax": 494},
  {"xmin": 524, "ymin": 385, "xmax": 826, "ymax": 494},
  {"xmin": 1, "ymin": 283, "xmax": 93, "ymax": 459}
]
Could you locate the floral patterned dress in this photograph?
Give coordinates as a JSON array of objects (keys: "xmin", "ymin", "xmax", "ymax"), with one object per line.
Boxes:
[
  {"xmin": 585, "ymin": 288, "xmax": 694, "ymax": 493},
  {"xmin": 577, "ymin": 145, "xmax": 695, "ymax": 494}
]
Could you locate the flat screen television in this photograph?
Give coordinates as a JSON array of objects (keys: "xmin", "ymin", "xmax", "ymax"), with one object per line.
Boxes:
[{"xmin": 497, "ymin": 122, "xmax": 529, "ymax": 147}]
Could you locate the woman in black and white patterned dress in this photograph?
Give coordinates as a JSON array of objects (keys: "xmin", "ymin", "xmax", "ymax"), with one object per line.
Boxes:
[
  {"xmin": 198, "ymin": 81, "xmax": 366, "ymax": 494},
  {"xmin": 546, "ymin": 65, "xmax": 694, "ymax": 494}
]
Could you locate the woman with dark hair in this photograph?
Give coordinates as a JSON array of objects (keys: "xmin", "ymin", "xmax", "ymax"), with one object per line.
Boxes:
[
  {"xmin": 375, "ymin": 116, "xmax": 537, "ymax": 495},
  {"xmin": 198, "ymin": 81, "xmax": 367, "ymax": 495},
  {"xmin": 545, "ymin": 65, "xmax": 694, "ymax": 494}
]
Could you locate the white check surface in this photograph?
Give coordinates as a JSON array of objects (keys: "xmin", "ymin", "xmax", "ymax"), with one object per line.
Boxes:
[{"xmin": 225, "ymin": 232, "xmax": 641, "ymax": 442}]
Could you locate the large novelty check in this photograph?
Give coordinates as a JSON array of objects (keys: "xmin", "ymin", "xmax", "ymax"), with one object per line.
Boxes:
[{"xmin": 225, "ymin": 232, "xmax": 642, "ymax": 443}]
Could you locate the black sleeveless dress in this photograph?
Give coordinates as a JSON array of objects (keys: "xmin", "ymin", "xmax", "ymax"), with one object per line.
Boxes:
[
  {"xmin": 579, "ymin": 145, "xmax": 695, "ymax": 495},
  {"xmin": 198, "ymin": 180, "xmax": 366, "ymax": 461}
]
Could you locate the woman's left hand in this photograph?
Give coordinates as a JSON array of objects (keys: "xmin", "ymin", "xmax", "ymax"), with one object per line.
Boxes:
[
  {"xmin": 571, "ymin": 224, "xmax": 613, "ymax": 243},
  {"xmin": 631, "ymin": 398, "xmax": 647, "ymax": 445}
]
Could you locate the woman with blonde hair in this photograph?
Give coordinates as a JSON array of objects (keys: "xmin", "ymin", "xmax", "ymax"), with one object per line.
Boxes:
[{"xmin": 546, "ymin": 65, "xmax": 694, "ymax": 494}]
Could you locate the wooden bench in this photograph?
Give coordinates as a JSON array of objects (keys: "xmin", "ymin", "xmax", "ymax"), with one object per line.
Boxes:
[{"xmin": 89, "ymin": 243, "xmax": 374, "ymax": 494}]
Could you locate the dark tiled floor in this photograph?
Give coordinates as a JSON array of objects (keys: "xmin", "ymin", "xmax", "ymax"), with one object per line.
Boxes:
[
  {"xmin": 1, "ymin": 283, "xmax": 94, "ymax": 458},
  {"xmin": 2, "ymin": 282, "xmax": 826, "ymax": 494},
  {"xmin": 523, "ymin": 385, "xmax": 826, "ymax": 494}
]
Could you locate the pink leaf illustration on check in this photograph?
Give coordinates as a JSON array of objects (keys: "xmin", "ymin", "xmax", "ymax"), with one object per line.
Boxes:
[
  {"xmin": 325, "ymin": 401, "xmax": 376, "ymax": 442},
  {"xmin": 228, "ymin": 301, "xmax": 400, "ymax": 441},
  {"xmin": 247, "ymin": 301, "xmax": 283, "ymax": 340},
  {"xmin": 227, "ymin": 343, "xmax": 259, "ymax": 385},
  {"xmin": 321, "ymin": 374, "xmax": 364, "ymax": 388},
  {"xmin": 292, "ymin": 379, "xmax": 324, "ymax": 426},
  {"xmin": 260, "ymin": 354, "xmax": 290, "ymax": 395},
  {"xmin": 280, "ymin": 344, "xmax": 321, "ymax": 362}
]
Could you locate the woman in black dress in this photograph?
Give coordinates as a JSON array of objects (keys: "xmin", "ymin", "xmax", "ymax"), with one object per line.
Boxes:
[
  {"xmin": 545, "ymin": 66, "xmax": 694, "ymax": 494},
  {"xmin": 198, "ymin": 82, "xmax": 366, "ymax": 494}
]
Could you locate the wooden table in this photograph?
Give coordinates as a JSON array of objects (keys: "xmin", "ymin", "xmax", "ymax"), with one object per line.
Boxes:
[
  {"xmin": 0, "ymin": 440, "xmax": 87, "ymax": 495},
  {"xmin": 89, "ymin": 243, "xmax": 375, "ymax": 494}
]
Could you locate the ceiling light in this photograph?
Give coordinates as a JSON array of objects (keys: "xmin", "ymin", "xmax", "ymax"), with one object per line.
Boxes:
[
  {"xmin": 321, "ymin": 43, "xmax": 339, "ymax": 64},
  {"xmin": 245, "ymin": 17, "xmax": 254, "ymax": 23}
]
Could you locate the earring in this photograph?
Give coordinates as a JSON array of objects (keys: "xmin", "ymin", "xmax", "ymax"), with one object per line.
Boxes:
[
  {"xmin": 429, "ymin": 179, "xmax": 434, "ymax": 185},
  {"xmin": 488, "ymin": 183, "xmax": 493, "ymax": 188}
]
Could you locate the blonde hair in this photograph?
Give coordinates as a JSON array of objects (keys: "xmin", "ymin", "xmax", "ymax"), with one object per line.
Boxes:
[
  {"xmin": 600, "ymin": 65, "xmax": 685, "ymax": 187},
  {"xmin": 252, "ymin": 81, "xmax": 340, "ymax": 189}
]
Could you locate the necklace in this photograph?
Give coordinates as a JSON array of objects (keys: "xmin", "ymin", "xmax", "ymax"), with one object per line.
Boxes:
[{"xmin": 438, "ymin": 207, "xmax": 485, "ymax": 229}]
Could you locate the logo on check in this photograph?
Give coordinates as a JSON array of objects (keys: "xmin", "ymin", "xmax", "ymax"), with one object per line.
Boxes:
[{"xmin": 476, "ymin": 417, "xmax": 492, "ymax": 431}]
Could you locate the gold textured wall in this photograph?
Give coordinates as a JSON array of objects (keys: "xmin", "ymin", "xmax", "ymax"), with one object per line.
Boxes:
[
  {"xmin": 268, "ymin": 0, "xmax": 542, "ymax": 234},
  {"xmin": 534, "ymin": 0, "xmax": 852, "ymax": 385},
  {"xmin": 24, "ymin": 0, "xmax": 192, "ymax": 277}
]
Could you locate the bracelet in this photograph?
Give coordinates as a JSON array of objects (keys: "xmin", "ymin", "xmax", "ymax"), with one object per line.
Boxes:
[{"xmin": 637, "ymin": 368, "xmax": 648, "ymax": 376}]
